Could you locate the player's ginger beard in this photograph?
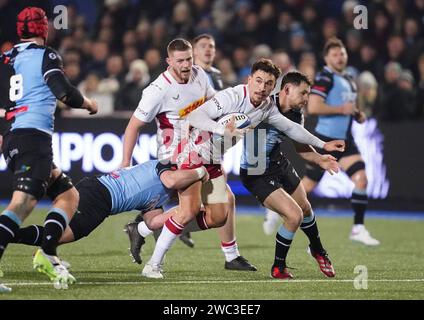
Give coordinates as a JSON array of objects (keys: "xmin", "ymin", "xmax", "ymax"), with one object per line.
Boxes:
[
  {"xmin": 166, "ymin": 50, "xmax": 193, "ymax": 84},
  {"xmin": 169, "ymin": 66, "xmax": 191, "ymax": 83}
]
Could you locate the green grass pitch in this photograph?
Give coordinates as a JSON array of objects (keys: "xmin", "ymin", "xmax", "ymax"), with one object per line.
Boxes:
[{"xmin": 1, "ymin": 208, "xmax": 423, "ymax": 300}]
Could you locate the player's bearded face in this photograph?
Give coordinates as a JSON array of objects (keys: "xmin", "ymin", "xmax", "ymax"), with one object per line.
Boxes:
[
  {"xmin": 248, "ymin": 71, "xmax": 276, "ymax": 105},
  {"xmin": 168, "ymin": 50, "xmax": 193, "ymax": 83},
  {"xmin": 288, "ymin": 82, "xmax": 310, "ymax": 110},
  {"xmin": 325, "ymin": 47, "xmax": 348, "ymax": 72}
]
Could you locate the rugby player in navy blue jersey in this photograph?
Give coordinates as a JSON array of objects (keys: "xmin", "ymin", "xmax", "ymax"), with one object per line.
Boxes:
[
  {"xmin": 301, "ymin": 38, "xmax": 379, "ymax": 246},
  {"xmin": 240, "ymin": 72, "xmax": 338, "ymax": 279},
  {"xmin": 0, "ymin": 7, "xmax": 97, "ymax": 292}
]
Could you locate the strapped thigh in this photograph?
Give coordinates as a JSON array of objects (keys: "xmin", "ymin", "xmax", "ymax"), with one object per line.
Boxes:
[
  {"xmin": 345, "ymin": 161, "xmax": 366, "ymax": 177},
  {"xmin": 46, "ymin": 172, "xmax": 74, "ymax": 200}
]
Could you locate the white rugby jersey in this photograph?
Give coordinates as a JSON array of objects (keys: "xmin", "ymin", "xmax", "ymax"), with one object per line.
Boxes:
[
  {"xmin": 184, "ymin": 84, "xmax": 325, "ymax": 165},
  {"xmin": 133, "ymin": 65, "xmax": 216, "ymax": 161}
]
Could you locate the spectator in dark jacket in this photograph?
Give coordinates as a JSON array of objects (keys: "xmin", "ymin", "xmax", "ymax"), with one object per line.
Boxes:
[{"xmin": 115, "ymin": 60, "xmax": 150, "ymax": 111}]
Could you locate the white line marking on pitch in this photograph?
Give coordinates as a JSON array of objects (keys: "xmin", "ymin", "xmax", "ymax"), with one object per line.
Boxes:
[{"xmin": 4, "ymin": 279, "xmax": 424, "ymax": 286}]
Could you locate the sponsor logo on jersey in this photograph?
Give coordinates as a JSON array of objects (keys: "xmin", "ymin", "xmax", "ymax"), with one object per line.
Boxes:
[
  {"xmin": 212, "ymin": 97, "xmax": 222, "ymax": 110},
  {"xmin": 178, "ymin": 96, "xmax": 206, "ymax": 118},
  {"xmin": 136, "ymin": 107, "xmax": 149, "ymax": 117},
  {"xmin": 15, "ymin": 165, "xmax": 31, "ymax": 174},
  {"xmin": 150, "ymin": 83, "xmax": 163, "ymax": 91}
]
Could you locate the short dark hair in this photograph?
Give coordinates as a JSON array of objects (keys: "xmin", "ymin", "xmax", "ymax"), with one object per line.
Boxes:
[
  {"xmin": 167, "ymin": 38, "xmax": 192, "ymax": 55},
  {"xmin": 280, "ymin": 71, "xmax": 311, "ymax": 90},
  {"xmin": 193, "ymin": 33, "xmax": 215, "ymax": 45},
  {"xmin": 323, "ymin": 37, "xmax": 345, "ymax": 56},
  {"xmin": 251, "ymin": 58, "xmax": 281, "ymax": 80}
]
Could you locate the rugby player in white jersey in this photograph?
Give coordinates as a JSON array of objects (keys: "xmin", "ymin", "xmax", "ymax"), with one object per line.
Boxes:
[
  {"xmin": 121, "ymin": 38, "xmax": 215, "ymax": 167},
  {"xmin": 191, "ymin": 33, "xmax": 256, "ymax": 271},
  {"xmin": 121, "ymin": 38, "xmax": 254, "ymax": 277},
  {"xmin": 142, "ymin": 58, "xmax": 345, "ymax": 278}
]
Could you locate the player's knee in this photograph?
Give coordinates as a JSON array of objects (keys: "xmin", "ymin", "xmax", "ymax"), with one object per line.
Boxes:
[
  {"xmin": 208, "ymin": 213, "xmax": 228, "ymax": 228},
  {"xmin": 53, "ymin": 186, "xmax": 79, "ymax": 210},
  {"xmin": 227, "ymin": 188, "xmax": 235, "ymax": 207},
  {"xmin": 299, "ymin": 201, "xmax": 312, "ymax": 216},
  {"xmin": 287, "ymin": 206, "xmax": 303, "ymax": 228},
  {"xmin": 144, "ymin": 214, "xmax": 161, "ymax": 230},
  {"xmin": 13, "ymin": 177, "xmax": 47, "ymax": 201},
  {"xmin": 346, "ymin": 161, "xmax": 366, "ymax": 185},
  {"xmin": 355, "ymin": 176, "xmax": 368, "ymax": 190},
  {"xmin": 46, "ymin": 171, "xmax": 75, "ymax": 202},
  {"xmin": 204, "ymin": 205, "xmax": 228, "ymax": 228}
]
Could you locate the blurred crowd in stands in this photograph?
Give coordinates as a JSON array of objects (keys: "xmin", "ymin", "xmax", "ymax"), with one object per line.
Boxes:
[{"xmin": 1, "ymin": 0, "xmax": 423, "ymax": 121}]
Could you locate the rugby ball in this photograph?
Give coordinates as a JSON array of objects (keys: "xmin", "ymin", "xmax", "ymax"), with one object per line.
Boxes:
[
  {"xmin": 213, "ymin": 112, "xmax": 251, "ymax": 152},
  {"xmin": 216, "ymin": 112, "xmax": 251, "ymax": 129}
]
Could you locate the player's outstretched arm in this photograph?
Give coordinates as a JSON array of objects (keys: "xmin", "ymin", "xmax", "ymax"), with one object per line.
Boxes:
[
  {"xmin": 294, "ymin": 143, "xmax": 339, "ymax": 175},
  {"xmin": 45, "ymin": 69, "xmax": 97, "ymax": 115},
  {"xmin": 42, "ymin": 48, "xmax": 97, "ymax": 115},
  {"xmin": 160, "ymin": 167, "xmax": 209, "ymax": 190},
  {"xmin": 294, "ymin": 142, "xmax": 321, "ymax": 163},
  {"xmin": 316, "ymin": 154, "xmax": 339, "ymax": 175},
  {"xmin": 81, "ymin": 96, "xmax": 98, "ymax": 115},
  {"xmin": 121, "ymin": 116, "xmax": 147, "ymax": 168},
  {"xmin": 323, "ymin": 140, "xmax": 345, "ymax": 152},
  {"xmin": 268, "ymin": 111, "xmax": 326, "ymax": 148},
  {"xmin": 268, "ymin": 108, "xmax": 345, "ymax": 151}
]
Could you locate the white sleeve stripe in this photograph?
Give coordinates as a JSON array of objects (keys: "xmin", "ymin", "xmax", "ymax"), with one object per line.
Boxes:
[
  {"xmin": 43, "ymin": 68, "xmax": 63, "ymax": 79},
  {"xmin": 310, "ymin": 89, "xmax": 327, "ymax": 97}
]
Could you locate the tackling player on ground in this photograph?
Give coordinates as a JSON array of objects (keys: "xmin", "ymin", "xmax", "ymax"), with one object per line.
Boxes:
[{"xmin": 11, "ymin": 161, "xmax": 208, "ymax": 258}]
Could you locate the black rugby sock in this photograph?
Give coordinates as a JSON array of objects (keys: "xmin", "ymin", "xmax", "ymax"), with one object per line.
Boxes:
[
  {"xmin": 42, "ymin": 211, "xmax": 67, "ymax": 256},
  {"xmin": 351, "ymin": 189, "xmax": 368, "ymax": 225},
  {"xmin": 0, "ymin": 214, "xmax": 20, "ymax": 260},
  {"xmin": 13, "ymin": 225, "xmax": 44, "ymax": 246},
  {"xmin": 300, "ymin": 214, "xmax": 324, "ymax": 253}
]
